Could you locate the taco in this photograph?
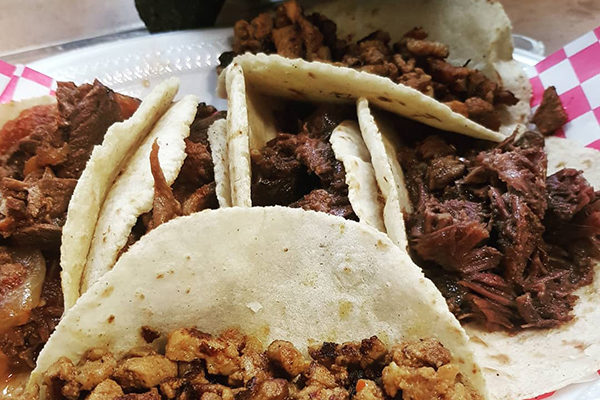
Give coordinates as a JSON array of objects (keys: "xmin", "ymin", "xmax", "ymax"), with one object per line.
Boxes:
[
  {"xmin": 78, "ymin": 98, "xmax": 228, "ymax": 294},
  {"xmin": 223, "ymin": 64, "xmax": 384, "ymax": 231},
  {"xmin": 217, "ymin": 0, "xmax": 529, "ymax": 141},
  {"xmin": 0, "ymin": 78, "xmax": 179, "ymax": 395},
  {"xmin": 356, "ymin": 98, "xmax": 600, "ymax": 400},
  {"xmin": 29, "ymin": 207, "xmax": 489, "ymax": 400}
]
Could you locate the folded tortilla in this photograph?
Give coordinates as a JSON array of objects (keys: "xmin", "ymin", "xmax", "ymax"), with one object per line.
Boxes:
[
  {"xmin": 59, "ymin": 77, "xmax": 180, "ymax": 309},
  {"xmin": 357, "ymin": 99, "xmax": 600, "ymax": 400},
  {"xmin": 224, "ymin": 63, "xmax": 385, "ymax": 231},
  {"xmin": 217, "ymin": 0, "xmax": 530, "ymax": 142},
  {"xmin": 29, "ymin": 206, "xmax": 490, "ymax": 399}
]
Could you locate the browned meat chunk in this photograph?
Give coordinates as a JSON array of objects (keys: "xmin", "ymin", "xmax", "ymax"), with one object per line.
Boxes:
[
  {"xmin": 532, "ymin": 86, "xmax": 568, "ymax": 135},
  {"xmin": 113, "ymin": 354, "xmax": 177, "ymax": 389},
  {"xmin": 87, "ymin": 379, "xmax": 124, "ymax": 400},
  {"xmin": 147, "ymin": 141, "xmax": 182, "ymax": 231},
  {"xmin": 266, "ymin": 340, "xmax": 308, "ymax": 376}
]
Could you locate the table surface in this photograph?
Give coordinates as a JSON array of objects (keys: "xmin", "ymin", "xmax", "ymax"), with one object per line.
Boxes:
[{"xmin": 0, "ymin": 0, "xmax": 599, "ymax": 59}]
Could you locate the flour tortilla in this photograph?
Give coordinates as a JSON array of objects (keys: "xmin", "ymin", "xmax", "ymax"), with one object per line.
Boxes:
[
  {"xmin": 359, "ymin": 101, "xmax": 600, "ymax": 399},
  {"xmin": 79, "ymin": 94, "xmax": 198, "ymax": 295},
  {"xmin": 357, "ymin": 98, "xmax": 412, "ymax": 250},
  {"xmin": 29, "ymin": 207, "xmax": 489, "ymax": 399},
  {"xmin": 60, "ymin": 78, "xmax": 179, "ymax": 309},
  {"xmin": 217, "ymin": 0, "xmax": 529, "ymax": 142},
  {"xmin": 208, "ymin": 118, "xmax": 232, "ymax": 207},
  {"xmin": 224, "ymin": 64, "xmax": 385, "ymax": 231}
]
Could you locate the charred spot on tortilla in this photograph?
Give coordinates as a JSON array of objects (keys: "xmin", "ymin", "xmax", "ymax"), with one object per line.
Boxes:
[
  {"xmin": 39, "ymin": 328, "xmax": 482, "ymax": 400},
  {"xmin": 221, "ymin": 0, "xmax": 518, "ymax": 131},
  {"xmin": 0, "ymin": 81, "xmax": 140, "ymax": 378}
]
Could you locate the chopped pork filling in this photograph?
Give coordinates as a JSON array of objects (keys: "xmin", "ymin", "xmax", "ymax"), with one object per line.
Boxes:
[
  {"xmin": 0, "ymin": 81, "xmax": 140, "ymax": 372},
  {"xmin": 39, "ymin": 328, "xmax": 480, "ymax": 400},
  {"xmin": 250, "ymin": 103, "xmax": 356, "ymax": 220},
  {"xmin": 220, "ymin": 0, "xmax": 518, "ymax": 131},
  {"xmin": 398, "ymin": 122, "xmax": 600, "ymax": 331}
]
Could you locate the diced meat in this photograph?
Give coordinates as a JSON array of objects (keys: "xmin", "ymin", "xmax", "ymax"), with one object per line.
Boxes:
[
  {"xmin": 382, "ymin": 361, "xmax": 475, "ymax": 400},
  {"xmin": 41, "ymin": 330, "xmax": 477, "ymax": 400},
  {"xmin": 87, "ymin": 379, "xmax": 124, "ymax": 400},
  {"xmin": 249, "ymin": 378, "xmax": 290, "ymax": 400},
  {"xmin": 390, "ymin": 339, "xmax": 451, "ymax": 369},
  {"xmin": 165, "ymin": 328, "xmax": 240, "ymax": 377},
  {"xmin": 272, "ymin": 25, "xmax": 303, "ymax": 58},
  {"xmin": 115, "ymin": 388, "xmax": 161, "ymax": 400},
  {"xmin": 353, "ymin": 379, "xmax": 384, "ymax": 400},
  {"xmin": 532, "ymin": 86, "xmax": 568, "ymax": 135},
  {"xmin": 266, "ymin": 340, "xmax": 308, "ymax": 377},
  {"xmin": 405, "ymin": 38, "xmax": 448, "ymax": 58},
  {"xmin": 113, "ymin": 354, "xmax": 177, "ymax": 390},
  {"xmin": 76, "ymin": 349, "xmax": 117, "ymax": 391},
  {"xmin": 465, "ymin": 97, "xmax": 501, "ymax": 131},
  {"xmin": 545, "ymin": 168, "xmax": 594, "ymax": 221}
]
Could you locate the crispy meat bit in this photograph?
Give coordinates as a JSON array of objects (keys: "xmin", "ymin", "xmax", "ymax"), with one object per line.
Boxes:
[
  {"xmin": 113, "ymin": 354, "xmax": 177, "ymax": 390},
  {"xmin": 250, "ymin": 378, "xmax": 290, "ymax": 400},
  {"xmin": 465, "ymin": 97, "xmax": 501, "ymax": 131},
  {"xmin": 43, "ymin": 357, "xmax": 81, "ymax": 400},
  {"xmin": 532, "ymin": 86, "xmax": 568, "ymax": 135},
  {"xmin": 87, "ymin": 379, "xmax": 124, "ymax": 400},
  {"xmin": 266, "ymin": 340, "xmax": 308, "ymax": 377},
  {"xmin": 115, "ymin": 388, "xmax": 161, "ymax": 400},
  {"xmin": 76, "ymin": 349, "xmax": 117, "ymax": 391},
  {"xmin": 382, "ymin": 361, "xmax": 476, "ymax": 400},
  {"xmin": 296, "ymin": 386, "xmax": 350, "ymax": 400},
  {"xmin": 405, "ymin": 38, "xmax": 449, "ymax": 58},
  {"xmin": 390, "ymin": 339, "xmax": 451, "ymax": 369},
  {"xmin": 353, "ymin": 380, "xmax": 384, "ymax": 400},
  {"xmin": 147, "ymin": 141, "xmax": 182, "ymax": 231},
  {"xmin": 165, "ymin": 328, "xmax": 241, "ymax": 377}
]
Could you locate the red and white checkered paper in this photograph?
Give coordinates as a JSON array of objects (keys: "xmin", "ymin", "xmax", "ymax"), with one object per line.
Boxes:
[
  {"xmin": 1, "ymin": 26, "xmax": 600, "ymax": 400},
  {"xmin": 529, "ymin": 26, "xmax": 600, "ymax": 149},
  {"xmin": 0, "ymin": 60, "xmax": 55, "ymax": 103}
]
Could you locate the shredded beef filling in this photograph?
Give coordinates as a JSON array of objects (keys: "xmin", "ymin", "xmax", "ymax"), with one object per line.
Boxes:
[
  {"xmin": 220, "ymin": 0, "xmax": 518, "ymax": 131},
  {"xmin": 250, "ymin": 103, "xmax": 356, "ymax": 220},
  {"xmin": 41, "ymin": 328, "xmax": 480, "ymax": 400},
  {"xmin": 399, "ymin": 126, "xmax": 600, "ymax": 331},
  {"xmin": 0, "ymin": 81, "xmax": 140, "ymax": 372},
  {"xmin": 120, "ymin": 104, "xmax": 226, "ymax": 254}
]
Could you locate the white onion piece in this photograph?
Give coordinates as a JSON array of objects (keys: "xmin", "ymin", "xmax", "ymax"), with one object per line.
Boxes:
[{"xmin": 0, "ymin": 248, "xmax": 46, "ymax": 332}]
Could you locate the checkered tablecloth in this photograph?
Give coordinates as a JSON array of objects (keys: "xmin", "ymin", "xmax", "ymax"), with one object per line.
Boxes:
[
  {"xmin": 529, "ymin": 26, "xmax": 600, "ymax": 149},
  {"xmin": 0, "ymin": 60, "xmax": 55, "ymax": 103}
]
